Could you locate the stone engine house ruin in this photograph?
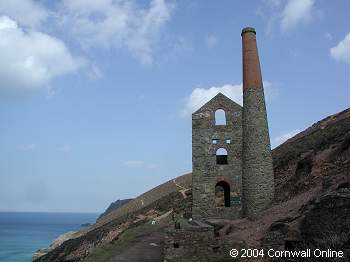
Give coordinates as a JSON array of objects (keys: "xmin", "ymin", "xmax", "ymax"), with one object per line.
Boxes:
[
  {"xmin": 164, "ymin": 27, "xmax": 274, "ymax": 261},
  {"xmin": 192, "ymin": 27, "xmax": 274, "ymax": 220},
  {"xmin": 192, "ymin": 93, "xmax": 243, "ymax": 220}
]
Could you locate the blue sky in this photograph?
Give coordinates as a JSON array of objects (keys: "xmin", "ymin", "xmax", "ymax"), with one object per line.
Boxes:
[{"xmin": 0, "ymin": 0, "xmax": 349, "ymax": 213}]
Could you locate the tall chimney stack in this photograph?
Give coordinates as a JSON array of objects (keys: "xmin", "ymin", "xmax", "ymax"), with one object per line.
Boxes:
[{"xmin": 241, "ymin": 27, "xmax": 274, "ymax": 218}]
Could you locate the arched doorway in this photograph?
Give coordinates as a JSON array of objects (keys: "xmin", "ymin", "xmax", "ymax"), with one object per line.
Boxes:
[{"xmin": 215, "ymin": 181, "xmax": 231, "ymax": 207}]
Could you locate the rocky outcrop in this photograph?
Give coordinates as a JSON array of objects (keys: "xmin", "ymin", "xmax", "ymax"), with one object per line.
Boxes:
[
  {"xmin": 262, "ymin": 163, "xmax": 350, "ymax": 260},
  {"xmin": 262, "ymin": 183, "xmax": 350, "ymax": 261},
  {"xmin": 33, "ymin": 231, "xmax": 78, "ymax": 261},
  {"xmin": 261, "ymin": 108, "xmax": 350, "ymax": 261}
]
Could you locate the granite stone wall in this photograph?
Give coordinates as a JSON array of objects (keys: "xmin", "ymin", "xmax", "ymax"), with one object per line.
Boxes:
[
  {"xmin": 192, "ymin": 93, "xmax": 243, "ymax": 220},
  {"xmin": 164, "ymin": 221, "xmax": 216, "ymax": 262},
  {"xmin": 242, "ymin": 88, "xmax": 274, "ymax": 218},
  {"xmin": 163, "ymin": 220, "xmax": 234, "ymax": 262}
]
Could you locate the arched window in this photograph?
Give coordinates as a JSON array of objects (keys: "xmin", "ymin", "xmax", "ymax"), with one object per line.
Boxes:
[
  {"xmin": 215, "ymin": 109, "xmax": 226, "ymax": 125},
  {"xmin": 215, "ymin": 181, "xmax": 231, "ymax": 207},
  {"xmin": 216, "ymin": 148, "xmax": 228, "ymax": 165}
]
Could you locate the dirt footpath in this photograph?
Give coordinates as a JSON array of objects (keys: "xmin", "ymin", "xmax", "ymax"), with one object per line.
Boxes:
[{"xmin": 106, "ymin": 231, "xmax": 163, "ymax": 262}]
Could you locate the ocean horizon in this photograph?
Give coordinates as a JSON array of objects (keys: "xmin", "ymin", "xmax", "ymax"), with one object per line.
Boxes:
[{"xmin": 0, "ymin": 212, "xmax": 99, "ymax": 262}]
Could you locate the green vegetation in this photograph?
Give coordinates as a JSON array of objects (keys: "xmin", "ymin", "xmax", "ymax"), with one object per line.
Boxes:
[{"xmin": 82, "ymin": 223, "xmax": 163, "ymax": 262}]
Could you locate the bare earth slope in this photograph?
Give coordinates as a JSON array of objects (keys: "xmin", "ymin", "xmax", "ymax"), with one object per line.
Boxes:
[{"xmin": 34, "ymin": 108, "xmax": 350, "ymax": 262}]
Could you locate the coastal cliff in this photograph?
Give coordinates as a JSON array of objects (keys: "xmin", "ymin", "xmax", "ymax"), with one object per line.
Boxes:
[
  {"xmin": 98, "ymin": 199, "xmax": 133, "ymax": 220},
  {"xmin": 34, "ymin": 108, "xmax": 350, "ymax": 261}
]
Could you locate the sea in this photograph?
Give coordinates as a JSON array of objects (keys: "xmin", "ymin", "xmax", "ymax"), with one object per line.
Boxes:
[{"xmin": 0, "ymin": 212, "xmax": 99, "ymax": 262}]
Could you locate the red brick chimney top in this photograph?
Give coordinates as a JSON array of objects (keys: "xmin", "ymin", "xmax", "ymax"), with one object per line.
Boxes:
[
  {"xmin": 241, "ymin": 27, "xmax": 263, "ymax": 89},
  {"xmin": 241, "ymin": 27, "xmax": 256, "ymax": 36}
]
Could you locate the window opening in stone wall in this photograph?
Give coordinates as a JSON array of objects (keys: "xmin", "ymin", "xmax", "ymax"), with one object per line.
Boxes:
[
  {"xmin": 212, "ymin": 246, "xmax": 220, "ymax": 253},
  {"xmin": 173, "ymin": 243, "xmax": 180, "ymax": 248},
  {"xmin": 215, "ymin": 181, "xmax": 231, "ymax": 207},
  {"xmin": 226, "ymin": 139, "xmax": 231, "ymax": 144},
  {"xmin": 216, "ymin": 148, "xmax": 228, "ymax": 165},
  {"xmin": 212, "ymin": 139, "xmax": 218, "ymax": 144},
  {"xmin": 215, "ymin": 109, "xmax": 226, "ymax": 125}
]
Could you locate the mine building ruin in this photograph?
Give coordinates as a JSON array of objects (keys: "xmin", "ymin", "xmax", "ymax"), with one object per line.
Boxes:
[
  {"xmin": 192, "ymin": 92, "xmax": 243, "ymax": 220},
  {"xmin": 164, "ymin": 27, "xmax": 274, "ymax": 261},
  {"xmin": 192, "ymin": 27, "xmax": 274, "ymax": 220}
]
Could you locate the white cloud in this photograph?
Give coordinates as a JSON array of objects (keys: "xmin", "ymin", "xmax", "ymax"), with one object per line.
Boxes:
[
  {"xmin": 205, "ymin": 34, "xmax": 217, "ymax": 48},
  {"xmin": 60, "ymin": 0, "xmax": 174, "ymax": 64},
  {"xmin": 271, "ymin": 129, "xmax": 301, "ymax": 148},
  {"xmin": 182, "ymin": 82, "xmax": 275, "ymax": 117},
  {"xmin": 18, "ymin": 143, "xmax": 36, "ymax": 151},
  {"xmin": 259, "ymin": 0, "xmax": 316, "ymax": 33},
  {"xmin": 124, "ymin": 160, "xmax": 157, "ymax": 169},
  {"xmin": 0, "ymin": 0, "xmax": 48, "ymax": 29},
  {"xmin": 0, "ymin": 16, "xmax": 79, "ymax": 94},
  {"xmin": 182, "ymin": 84, "xmax": 242, "ymax": 117},
  {"xmin": 281, "ymin": 0, "xmax": 315, "ymax": 32},
  {"xmin": 330, "ymin": 33, "xmax": 350, "ymax": 65}
]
